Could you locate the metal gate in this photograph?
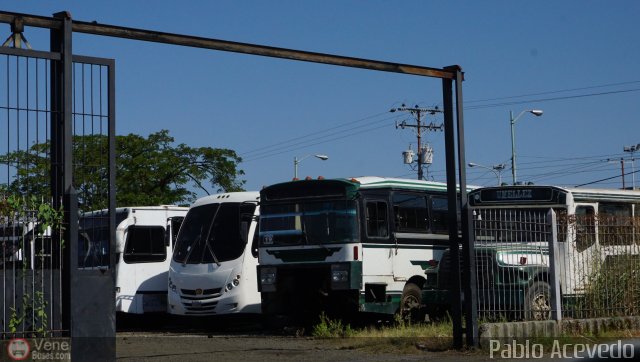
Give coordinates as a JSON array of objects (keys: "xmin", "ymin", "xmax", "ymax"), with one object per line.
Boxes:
[{"xmin": 0, "ymin": 32, "xmax": 115, "ymax": 352}]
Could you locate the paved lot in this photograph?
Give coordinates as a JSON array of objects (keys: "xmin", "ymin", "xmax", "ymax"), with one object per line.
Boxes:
[{"xmin": 114, "ymin": 315, "xmax": 512, "ymax": 362}]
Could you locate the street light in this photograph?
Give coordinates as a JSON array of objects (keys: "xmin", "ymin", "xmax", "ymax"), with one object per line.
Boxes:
[
  {"xmin": 510, "ymin": 109, "xmax": 543, "ymax": 185},
  {"xmin": 623, "ymin": 143, "xmax": 640, "ymax": 189},
  {"xmin": 293, "ymin": 154, "xmax": 329, "ymax": 179},
  {"xmin": 468, "ymin": 162, "xmax": 506, "ymax": 185}
]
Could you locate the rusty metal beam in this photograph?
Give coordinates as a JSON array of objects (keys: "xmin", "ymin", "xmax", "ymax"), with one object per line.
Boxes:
[{"xmin": 0, "ymin": 10, "xmax": 457, "ymax": 79}]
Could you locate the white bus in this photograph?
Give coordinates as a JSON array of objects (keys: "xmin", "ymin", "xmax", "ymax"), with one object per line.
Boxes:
[
  {"xmin": 257, "ymin": 176, "xmax": 471, "ymax": 324},
  {"xmin": 168, "ymin": 192, "xmax": 261, "ymax": 316},
  {"xmin": 78, "ymin": 205, "xmax": 188, "ymax": 314}
]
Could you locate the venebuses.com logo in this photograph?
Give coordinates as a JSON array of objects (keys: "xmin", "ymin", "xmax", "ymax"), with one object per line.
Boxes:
[
  {"xmin": 5, "ymin": 338, "xmax": 71, "ymax": 361},
  {"xmin": 6, "ymin": 338, "xmax": 30, "ymax": 361}
]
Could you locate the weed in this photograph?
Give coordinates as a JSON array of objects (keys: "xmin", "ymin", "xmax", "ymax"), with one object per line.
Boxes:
[{"xmin": 311, "ymin": 312, "xmax": 353, "ymax": 338}]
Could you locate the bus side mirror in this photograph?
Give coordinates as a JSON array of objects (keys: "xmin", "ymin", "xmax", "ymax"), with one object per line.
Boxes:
[
  {"xmin": 240, "ymin": 221, "xmax": 249, "ymax": 245},
  {"xmin": 164, "ymin": 227, "xmax": 171, "ymax": 247}
]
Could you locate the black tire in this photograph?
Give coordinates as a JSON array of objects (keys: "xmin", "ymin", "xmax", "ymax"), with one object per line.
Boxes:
[
  {"xmin": 400, "ymin": 283, "xmax": 424, "ymax": 323},
  {"xmin": 524, "ymin": 281, "xmax": 551, "ymax": 321}
]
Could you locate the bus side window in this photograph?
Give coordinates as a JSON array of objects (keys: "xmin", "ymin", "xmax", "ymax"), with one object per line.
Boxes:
[
  {"xmin": 575, "ymin": 206, "xmax": 595, "ymax": 252},
  {"xmin": 366, "ymin": 201, "xmax": 388, "ymax": 238},
  {"xmin": 392, "ymin": 193, "xmax": 428, "ymax": 233},
  {"xmin": 124, "ymin": 226, "xmax": 166, "ymax": 263},
  {"xmin": 430, "ymin": 196, "xmax": 450, "ymax": 234},
  {"xmin": 598, "ymin": 203, "xmax": 632, "ymax": 245}
]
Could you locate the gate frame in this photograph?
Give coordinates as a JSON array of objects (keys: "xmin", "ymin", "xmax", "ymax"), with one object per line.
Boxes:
[
  {"xmin": 0, "ymin": 9, "xmax": 476, "ymax": 349},
  {"xmin": 0, "ymin": 11, "xmax": 116, "ymax": 359}
]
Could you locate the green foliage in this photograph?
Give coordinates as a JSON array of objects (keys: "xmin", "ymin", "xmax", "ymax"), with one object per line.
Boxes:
[
  {"xmin": 0, "ymin": 129, "xmax": 245, "ymax": 209},
  {"xmin": 580, "ymin": 253, "xmax": 640, "ymax": 318},
  {"xmin": 1, "ymin": 196, "xmax": 55, "ymax": 337},
  {"xmin": 311, "ymin": 312, "xmax": 353, "ymax": 338},
  {"xmin": 8, "ymin": 292, "xmax": 48, "ymax": 337}
]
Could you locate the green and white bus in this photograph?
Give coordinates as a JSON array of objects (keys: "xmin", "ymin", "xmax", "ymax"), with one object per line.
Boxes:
[
  {"xmin": 257, "ymin": 176, "xmax": 471, "ymax": 324},
  {"xmin": 423, "ymin": 185, "xmax": 640, "ymax": 320}
]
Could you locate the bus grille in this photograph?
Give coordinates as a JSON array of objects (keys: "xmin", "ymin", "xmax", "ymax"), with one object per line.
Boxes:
[{"xmin": 179, "ymin": 288, "xmax": 223, "ymax": 314}]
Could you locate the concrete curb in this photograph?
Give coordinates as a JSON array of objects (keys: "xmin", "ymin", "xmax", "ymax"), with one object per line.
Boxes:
[{"xmin": 479, "ymin": 316, "xmax": 640, "ymax": 348}]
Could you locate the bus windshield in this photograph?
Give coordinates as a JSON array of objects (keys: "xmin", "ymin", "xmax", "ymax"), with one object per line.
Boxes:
[
  {"xmin": 78, "ymin": 210, "xmax": 128, "ymax": 268},
  {"xmin": 173, "ymin": 202, "xmax": 255, "ymax": 265},
  {"xmin": 473, "ymin": 207, "xmax": 567, "ymax": 243},
  {"xmin": 260, "ymin": 200, "xmax": 358, "ymax": 246}
]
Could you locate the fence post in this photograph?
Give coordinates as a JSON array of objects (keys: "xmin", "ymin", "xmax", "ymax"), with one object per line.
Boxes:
[{"xmin": 547, "ymin": 208, "xmax": 562, "ymax": 321}]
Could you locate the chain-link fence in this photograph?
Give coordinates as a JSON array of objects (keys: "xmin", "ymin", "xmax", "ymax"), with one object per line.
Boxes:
[{"xmin": 472, "ymin": 208, "xmax": 640, "ymax": 322}]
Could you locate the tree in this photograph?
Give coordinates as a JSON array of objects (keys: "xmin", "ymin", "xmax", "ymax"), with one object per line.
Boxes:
[{"xmin": 0, "ymin": 130, "xmax": 245, "ymax": 210}]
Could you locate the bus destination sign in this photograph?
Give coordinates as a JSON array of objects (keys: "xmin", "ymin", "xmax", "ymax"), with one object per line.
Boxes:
[{"xmin": 471, "ymin": 187, "xmax": 558, "ymax": 205}]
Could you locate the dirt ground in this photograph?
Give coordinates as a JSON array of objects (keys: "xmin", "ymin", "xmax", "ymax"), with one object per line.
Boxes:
[{"xmin": 114, "ymin": 314, "xmax": 497, "ymax": 362}]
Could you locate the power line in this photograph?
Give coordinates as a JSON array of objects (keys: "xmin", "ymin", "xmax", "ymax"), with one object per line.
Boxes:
[
  {"xmin": 575, "ymin": 169, "xmax": 640, "ymax": 188},
  {"xmin": 240, "ymin": 111, "xmax": 392, "ymax": 157},
  {"xmin": 243, "ymin": 121, "xmax": 393, "ymax": 162},
  {"xmin": 466, "ymin": 88, "xmax": 640, "ymax": 110},
  {"xmin": 240, "ymin": 80, "xmax": 639, "ymax": 164},
  {"xmin": 242, "ymin": 113, "xmax": 401, "ymax": 161},
  {"xmin": 464, "ymin": 80, "xmax": 640, "ymax": 104}
]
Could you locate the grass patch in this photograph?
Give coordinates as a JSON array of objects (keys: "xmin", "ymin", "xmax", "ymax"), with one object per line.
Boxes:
[
  {"xmin": 310, "ymin": 313, "xmax": 640, "ymax": 355},
  {"xmin": 311, "ymin": 314, "xmax": 455, "ymax": 353},
  {"xmin": 311, "ymin": 312, "xmax": 354, "ymax": 338}
]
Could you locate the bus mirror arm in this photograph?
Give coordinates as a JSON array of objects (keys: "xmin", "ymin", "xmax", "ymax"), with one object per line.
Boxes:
[{"xmin": 240, "ymin": 221, "xmax": 249, "ymax": 245}]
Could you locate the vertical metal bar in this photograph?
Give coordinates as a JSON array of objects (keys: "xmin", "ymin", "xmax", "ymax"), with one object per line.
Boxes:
[
  {"xmin": 4, "ymin": 53, "xmax": 8, "ymax": 334},
  {"xmin": 50, "ymin": 10, "xmax": 74, "ymax": 336},
  {"xmin": 108, "ymin": 61, "xmax": 116, "ymax": 275},
  {"xmin": 442, "ymin": 74, "xmax": 462, "ymax": 349},
  {"xmin": 449, "ymin": 66, "xmax": 478, "ymax": 347}
]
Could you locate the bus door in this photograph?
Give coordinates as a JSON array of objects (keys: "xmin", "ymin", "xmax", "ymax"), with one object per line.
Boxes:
[
  {"xmin": 362, "ymin": 198, "xmax": 393, "ymax": 279},
  {"xmin": 391, "ymin": 192, "xmax": 431, "ymax": 281},
  {"xmin": 166, "ymin": 216, "xmax": 185, "ymax": 251},
  {"xmin": 122, "ymin": 222, "xmax": 168, "ymax": 312}
]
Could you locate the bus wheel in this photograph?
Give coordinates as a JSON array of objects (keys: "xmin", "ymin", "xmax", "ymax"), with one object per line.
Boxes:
[
  {"xmin": 524, "ymin": 281, "xmax": 551, "ymax": 321},
  {"xmin": 400, "ymin": 283, "xmax": 424, "ymax": 323}
]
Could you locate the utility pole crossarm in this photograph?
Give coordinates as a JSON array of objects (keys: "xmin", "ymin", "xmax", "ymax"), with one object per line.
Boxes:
[{"xmin": 392, "ymin": 105, "xmax": 444, "ymax": 180}]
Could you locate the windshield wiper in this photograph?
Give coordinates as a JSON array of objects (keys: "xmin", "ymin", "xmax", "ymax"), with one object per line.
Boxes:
[
  {"xmin": 300, "ymin": 212, "xmax": 331, "ymax": 253},
  {"xmin": 201, "ymin": 206, "xmax": 222, "ymax": 267},
  {"xmin": 203, "ymin": 240, "xmax": 221, "ymax": 266},
  {"xmin": 182, "ymin": 234, "xmax": 199, "ymax": 267}
]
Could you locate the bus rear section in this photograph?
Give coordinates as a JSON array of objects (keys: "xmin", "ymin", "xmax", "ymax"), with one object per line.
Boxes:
[
  {"xmin": 79, "ymin": 206, "xmax": 188, "ymax": 314},
  {"xmin": 168, "ymin": 192, "xmax": 261, "ymax": 316}
]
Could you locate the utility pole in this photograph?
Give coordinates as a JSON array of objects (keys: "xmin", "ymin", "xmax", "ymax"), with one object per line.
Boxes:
[
  {"xmin": 391, "ymin": 104, "xmax": 443, "ymax": 180},
  {"xmin": 621, "ymin": 158, "xmax": 626, "ymax": 190}
]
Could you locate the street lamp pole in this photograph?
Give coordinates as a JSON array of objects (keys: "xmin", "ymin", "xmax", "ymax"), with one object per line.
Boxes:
[
  {"xmin": 294, "ymin": 154, "xmax": 329, "ymax": 179},
  {"xmin": 510, "ymin": 109, "xmax": 543, "ymax": 185},
  {"xmin": 623, "ymin": 143, "xmax": 640, "ymax": 190},
  {"xmin": 468, "ymin": 162, "xmax": 506, "ymax": 186}
]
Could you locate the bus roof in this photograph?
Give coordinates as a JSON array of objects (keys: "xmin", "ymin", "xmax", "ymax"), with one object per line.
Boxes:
[
  {"xmin": 81, "ymin": 205, "xmax": 189, "ymax": 217},
  {"xmin": 349, "ymin": 176, "xmax": 477, "ymax": 192},
  {"xmin": 190, "ymin": 191, "xmax": 260, "ymax": 208},
  {"xmin": 261, "ymin": 176, "xmax": 477, "ymax": 202},
  {"xmin": 469, "ymin": 184, "xmax": 640, "ymax": 206}
]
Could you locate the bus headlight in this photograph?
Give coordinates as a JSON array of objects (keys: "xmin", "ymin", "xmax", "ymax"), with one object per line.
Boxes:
[
  {"xmin": 331, "ymin": 264, "xmax": 350, "ymax": 290},
  {"xmin": 226, "ymin": 275, "xmax": 241, "ymax": 292},
  {"xmin": 259, "ymin": 267, "xmax": 277, "ymax": 292}
]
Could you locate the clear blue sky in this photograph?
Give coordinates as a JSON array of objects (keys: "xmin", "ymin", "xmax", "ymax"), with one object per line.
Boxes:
[{"xmin": 3, "ymin": 1, "xmax": 640, "ymax": 194}]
